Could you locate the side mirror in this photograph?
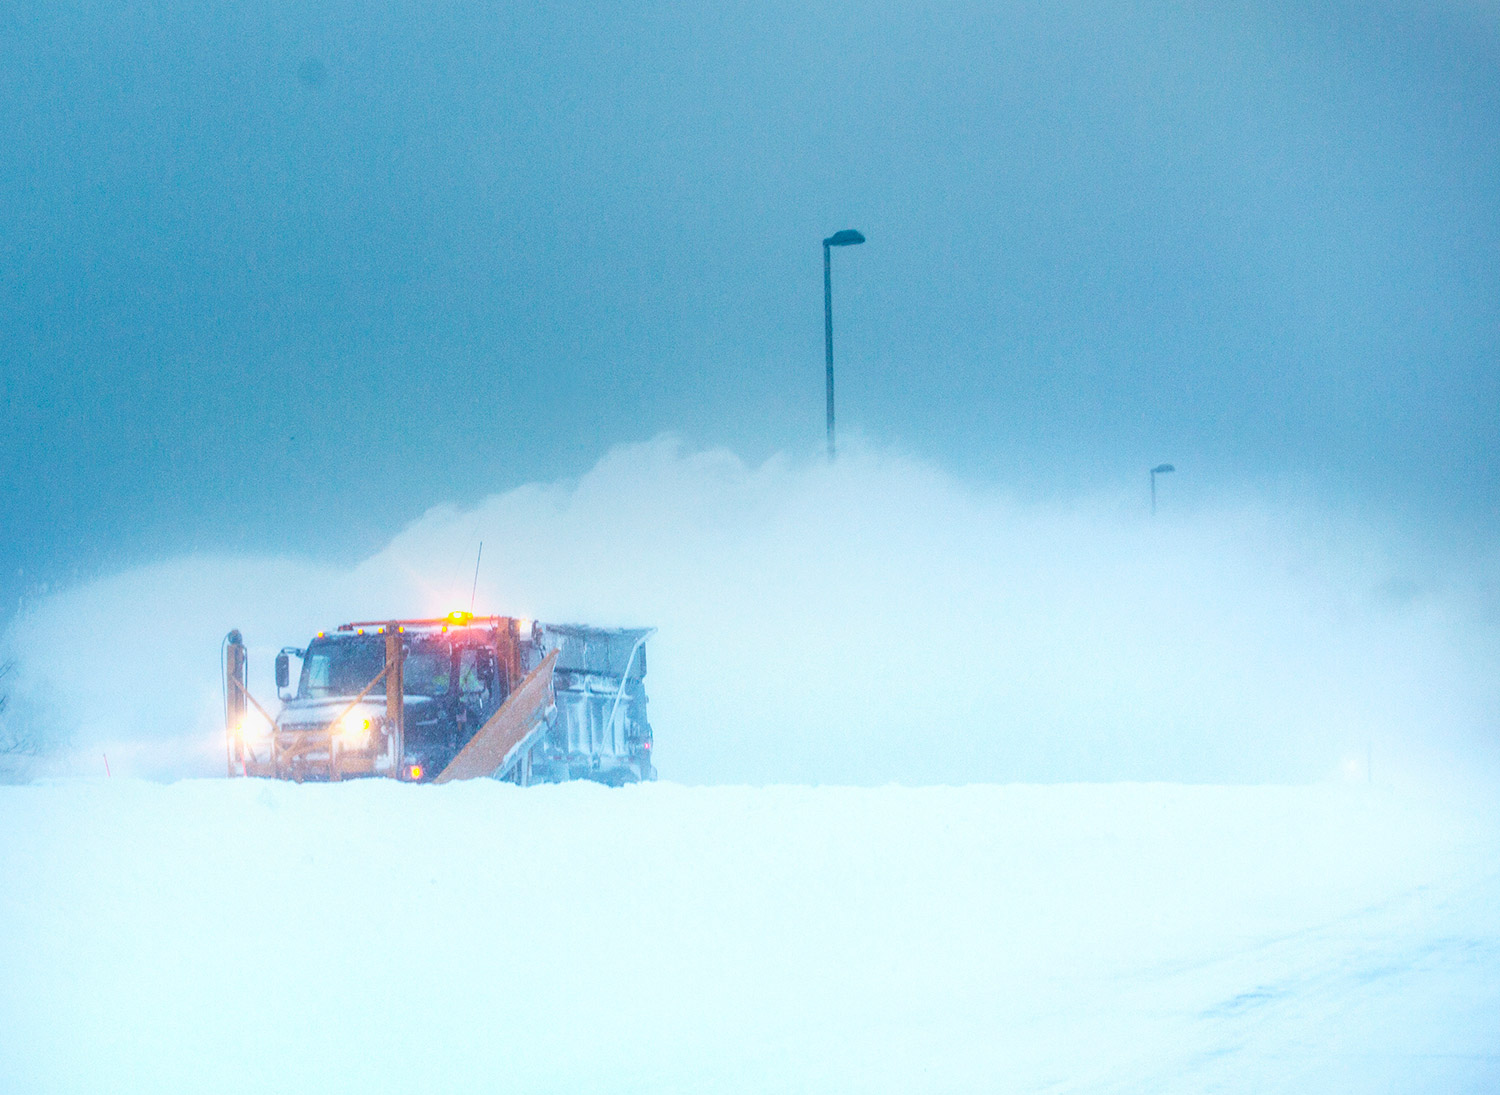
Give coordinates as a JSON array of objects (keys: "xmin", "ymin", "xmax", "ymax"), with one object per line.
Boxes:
[{"xmin": 275, "ymin": 652, "xmax": 290, "ymax": 690}]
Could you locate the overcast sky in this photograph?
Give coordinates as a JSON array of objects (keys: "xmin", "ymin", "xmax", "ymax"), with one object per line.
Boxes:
[{"xmin": 2, "ymin": 0, "xmax": 1497, "ymax": 613}]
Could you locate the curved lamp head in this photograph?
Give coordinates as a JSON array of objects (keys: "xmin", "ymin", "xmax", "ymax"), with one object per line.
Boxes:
[
  {"xmin": 824, "ymin": 229, "xmax": 866, "ymax": 247},
  {"xmin": 1151, "ymin": 464, "xmax": 1175, "ymax": 475}
]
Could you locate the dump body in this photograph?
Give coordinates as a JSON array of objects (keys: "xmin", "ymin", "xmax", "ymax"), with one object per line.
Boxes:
[
  {"xmin": 534, "ymin": 624, "xmax": 654, "ymax": 786},
  {"xmin": 226, "ymin": 615, "xmax": 655, "ymax": 785}
]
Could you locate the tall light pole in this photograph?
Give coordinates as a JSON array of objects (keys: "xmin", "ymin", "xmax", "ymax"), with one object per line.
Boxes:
[
  {"xmin": 823, "ymin": 228, "xmax": 865, "ymax": 460},
  {"xmin": 1150, "ymin": 463, "xmax": 1175, "ymax": 516}
]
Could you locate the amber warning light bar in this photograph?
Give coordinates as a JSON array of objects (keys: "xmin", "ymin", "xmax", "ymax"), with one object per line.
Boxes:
[{"xmin": 336, "ymin": 612, "xmax": 532, "ymax": 633}]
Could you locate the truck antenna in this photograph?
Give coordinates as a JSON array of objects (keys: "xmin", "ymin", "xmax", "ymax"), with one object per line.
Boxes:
[{"xmin": 469, "ymin": 541, "xmax": 483, "ymax": 612}]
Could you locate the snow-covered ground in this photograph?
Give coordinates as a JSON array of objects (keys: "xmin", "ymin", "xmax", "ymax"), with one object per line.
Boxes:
[
  {"xmin": 2, "ymin": 779, "xmax": 1496, "ymax": 1093},
  {"xmin": 3, "ymin": 445, "xmax": 1498, "ymax": 1089}
]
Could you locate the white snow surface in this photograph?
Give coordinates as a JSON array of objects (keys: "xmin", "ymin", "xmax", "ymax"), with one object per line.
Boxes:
[{"xmin": 2, "ymin": 779, "xmax": 1497, "ymax": 1093}]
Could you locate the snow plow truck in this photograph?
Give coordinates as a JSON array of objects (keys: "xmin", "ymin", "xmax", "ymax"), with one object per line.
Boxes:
[{"xmin": 223, "ymin": 612, "xmax": 655, "ymax": 785}]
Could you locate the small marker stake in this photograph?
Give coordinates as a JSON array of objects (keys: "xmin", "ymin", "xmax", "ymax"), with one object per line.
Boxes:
[{"xmin": 103, "ymin": 753, "xmax": 111, "ymax": 777}]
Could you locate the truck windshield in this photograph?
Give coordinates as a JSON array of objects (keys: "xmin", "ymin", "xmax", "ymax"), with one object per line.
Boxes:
[
  {"xmin": 402, "ymin": 643, "xmax": 453, "ymax": 697},
  {"xmin": 297, "ymin": 636, "xmax": 457, "ymax": 700},
  {"xmin": 298, "ymin": 637, "xmax": 386, "ymax": 700}
]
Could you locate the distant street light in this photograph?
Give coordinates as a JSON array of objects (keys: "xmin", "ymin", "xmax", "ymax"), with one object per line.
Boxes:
[
  {"xmin": 823, "ymin": 228, "xmax": 865, "ymax": 460},
  {"xmin": 1150, "ymin": 464, "xmax": 1175, "ymax": 516}
]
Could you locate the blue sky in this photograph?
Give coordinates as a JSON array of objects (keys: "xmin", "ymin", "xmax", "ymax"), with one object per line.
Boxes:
[{"xmin": 2, "ymin": 0, "xmax": 1497, "ymax": 610}]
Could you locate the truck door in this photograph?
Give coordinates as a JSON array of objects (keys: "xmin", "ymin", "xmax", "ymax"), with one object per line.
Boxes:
[{"xmin": 459, "ymin": 647, "xmax": 499, "ymax": 729}]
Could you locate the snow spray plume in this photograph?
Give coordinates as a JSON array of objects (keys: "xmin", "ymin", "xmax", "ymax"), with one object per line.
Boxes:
[{"xmin": 3, "ymin": 438, "xmax": 1497, "ymax": 786}]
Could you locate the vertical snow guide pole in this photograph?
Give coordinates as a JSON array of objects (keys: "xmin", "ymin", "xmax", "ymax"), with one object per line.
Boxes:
[
  {"xmin": 385, "ymin": 626, "xmax": 404, "ymax": 776},
  {"xmin": 494, "ymin": 617, "xmax": 523, "ymax": 700},
  {"xmin": 224, "ymin": 630, "xmax": 247, "ymax": 777}
]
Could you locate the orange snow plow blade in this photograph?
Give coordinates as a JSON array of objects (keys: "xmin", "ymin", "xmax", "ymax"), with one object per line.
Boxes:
[{"xmin": 434, "ymin": 648, "xmax": 559, "ymax": 784}]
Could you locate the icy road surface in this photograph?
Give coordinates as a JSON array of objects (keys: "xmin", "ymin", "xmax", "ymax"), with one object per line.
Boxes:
[{"xmin": 1, "ymin": 780, "xmax": 1497, "ymax": 1093}]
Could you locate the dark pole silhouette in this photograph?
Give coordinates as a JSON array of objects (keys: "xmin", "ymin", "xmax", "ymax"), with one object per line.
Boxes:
[{"xmin": 823, "ymin": 229, "xmax": 865, "ymax": 460}]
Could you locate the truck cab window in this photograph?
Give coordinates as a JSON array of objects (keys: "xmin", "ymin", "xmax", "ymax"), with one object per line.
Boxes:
[
  {"xmin": 298, "ymin": 638, "xmax": 385, "ymax": 699},
  {"xmin": 459, "ymin": 649, "xmax": 495, "ymax": 697},
  {"xmin": 402, "ymin": 645, "xmax": 453, "ymax": 697},
  {"xmin": 458, "ymin": 648, "xmax": 497, "ymax": 721}
]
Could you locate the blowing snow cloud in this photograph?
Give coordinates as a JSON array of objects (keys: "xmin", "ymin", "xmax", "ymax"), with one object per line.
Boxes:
[{"xmin": 3, "ymin": 439, "xmax": 1496, "ymax": 786}]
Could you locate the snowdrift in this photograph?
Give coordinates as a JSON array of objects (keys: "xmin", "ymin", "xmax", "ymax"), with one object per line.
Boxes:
[
  {"xmin": 3, "ymin": 439, "xmax": 1498, "ymax": 785},
  {"xmin": 0, "ymin": 780, "xmax": 1496, "ymax": 1093}
]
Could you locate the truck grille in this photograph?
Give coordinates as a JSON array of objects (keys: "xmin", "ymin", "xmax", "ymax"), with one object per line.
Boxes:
[{"xmin": 280, "ymin": 723, "xmax": 330, "ymax": 736}]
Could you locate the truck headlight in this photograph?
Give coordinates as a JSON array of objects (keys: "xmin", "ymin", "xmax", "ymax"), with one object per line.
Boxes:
[
  {"xmin": 240, "ymin": 710, "xmax": 273, "ymax": 744},
  {"xmin": 336, "ymin": 714, "xmax": 374, "ymax": 750}
]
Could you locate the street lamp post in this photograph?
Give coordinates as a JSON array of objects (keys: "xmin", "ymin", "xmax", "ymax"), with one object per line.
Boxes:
[
  {"xmin": 823, "ymin": 228, "xmax": 865, "ymax": 460},
  {"xmin": 1150, "ymin": 463, "xmax": 1175, "ymax": 516}
]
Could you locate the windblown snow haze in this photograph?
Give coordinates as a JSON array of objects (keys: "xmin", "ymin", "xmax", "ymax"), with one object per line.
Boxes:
[{"xmin": 4, "ymin": 440, "xmax": 1495, "ymax": 788}]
